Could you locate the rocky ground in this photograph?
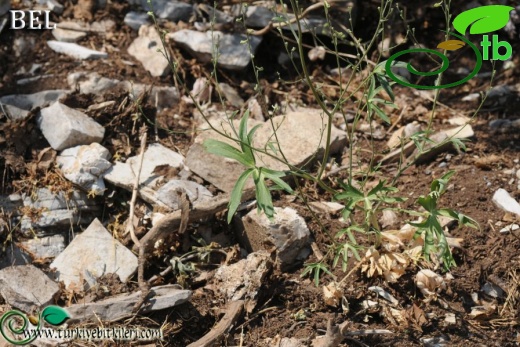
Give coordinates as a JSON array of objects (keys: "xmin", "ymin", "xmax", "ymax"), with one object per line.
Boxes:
[{"xmin": 1, "ymin": 0, "xmax": 520, "ymax": 346}]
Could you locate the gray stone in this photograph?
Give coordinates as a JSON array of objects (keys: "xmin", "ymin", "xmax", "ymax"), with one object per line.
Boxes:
[
  {"xmin": 0, "ymin": 90, "xmax": 68, "ymax": 110},
  {"xmin": 38, "ymin": 101, "xmax": 105, "ymax": 150},
  {"xmin": 23, "ymin": 188, "xmax": 97, "ymax": 211},
  {"xmin": 0, "ymin": 0, "xmax": 10, "ymax": 16},
  {"xmin": 202, "ymin": 5, "xmax": 233, "ymax": 24},
  {"xmin": 67, "ymin": 285, "xmax": 191, "ymax": 323},
  {"xmin": 1, "ymin": 104, "xmax": 29, "ymax": 120},
  {"xmin": 20, "ymin": 235, "xmax": 66, "ymax": 259},
  {"xmin": 19, "ymin": 187, "xmax": 99, "ymax": 231},
  {"xmin": 489, "ymin": 119, "xmax": 512, "ymax": 129},
  {"xmin": 89, "ymin": 19, "xmax": 115, "ymax": 33},
  {"xmin": 482, "ymin": 282, "xmax": 505, "ymax": 299},
  {"xmin": 240, "ymin": 207, "xmax": 311, "ymax": 271},
  {"xmin": 52, "ymin": 27, "xmax": 87, "ymax": 42},
  {"xmin": 50, "ymin": 218, "xmax": 138, "ymax": 290},
  {"xmin": 66, "ymin": 72, "xmax": 180, "ymax": 110},
  {"xmin": 218, "ymin": 83, "xmax": 244, "ymax": 108},
  {"xmin": 214, "ymin": 251, "xmax": 273, "ymax": 312},
  {"xmin": 169, "ymin": 30, "xmax": 262, "ymax": 71},
  {"xmin": 104, "ymin": 143, "xmax": 184, "ymax": 195},
  {"xmin": 128, "ymin": 25, "xmax": 169, "ymax": 77},
  {"xmin": 146, "ymin": 0, "xmax": 193, "ymax": 22},
  {"xmin": 67, "ymin": 71, "xmax": 122, "ymax": 95},
  {"xmin": 232, "ymin": 5, "xmax": 273, "ymax": 28},
  {"xmin": 57, "ymin": 143, "xmax": 112, "ymax": 195},
  {"xmin": 186, "ymin": 108, "xmax": 347, "ymax": 192},
  {"xmin": 124, "ymin": 11, "xmax": 150, "ymax": 30},
  {"xmin": 47, "ymin": 0, "xmax": 64, "ymax": 14},
  {"xmin": 0, "ymin": 244, "xmax": 31, "ymax": 269},
  {"xmin": 485, "ymin": 85, "xmax": 515, "ymax": 106},
  {"xmin": 0, "ymin": 194, "xmax": 23, "ymax": 214},
  {"xmin": 20, "ymin": 210, "xmax": 92, "ymax": 231},
  {"xmin": 0, "ymin": 265, "xmax": 59, "ymax": 312},
  {"xmin": 492, "ymin": 188, "xmax": 520, "ymax": 217},
  {"xmin": 308, "ymin": 201, "xmax": 344, "ymax": 215},
  {"xmin": 126, "ymin": 84, "xmax": 180, "ymax": 111},
  {"xmin": 47, "ymin": 40, "xmax": 108, "ymax": 60},
  {"xmin": 13, "ymin": 36, "xmax": 35, "ymax": 57},
  {"xmin": 155, "ymin": 180, "xmax": 212, "ymax": 210}
]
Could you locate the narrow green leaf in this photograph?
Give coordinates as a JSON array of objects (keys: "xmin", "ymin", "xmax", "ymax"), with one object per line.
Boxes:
[
  {"xmin": 254, "ymin": 170, "xmax": 275, "ymax": 219},
  {"xmin": 371, "ymin": 104, "xmax": 391, "ymax": 124},
  {"xmin": 204, "ymin": 139, "xmax": 254, "ymax": 167},
  {"xmin": 264, "ymin": 171, "xmax": 293, "ymax": 193},
  {"xmin": 227, "ymin": 168, "xmax": 254, "ymax": 223},
  {"xmin": 376, "ymin": 74, "xmax": 395, "ymax": 101}
]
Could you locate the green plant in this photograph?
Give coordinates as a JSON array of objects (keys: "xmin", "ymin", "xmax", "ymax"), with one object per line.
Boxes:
[
  {"xmin": 145, "ymin": 0, "xmax": 485, "ymax": 285},
  {"xmin": 409, "ymin": 171, "xmax": 478, "ymax": 269},
  {"xmin": 203, "ymin": 110, "xmax": 293, "ymax": 223}
]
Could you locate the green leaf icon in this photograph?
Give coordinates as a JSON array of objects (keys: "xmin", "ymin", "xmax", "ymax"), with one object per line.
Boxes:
[
  {"xmin": 41, "ymin": 306, "xmax": 70, "ymax": 326},
  {"xmin": 453, "ymin": 5, "xmax": 514, "ymax": 35}
]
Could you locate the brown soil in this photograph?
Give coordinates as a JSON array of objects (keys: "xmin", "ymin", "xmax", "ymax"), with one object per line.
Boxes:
[{"xmin": 1, "ymin": 0, "xmax": 520, "ymax": 346}]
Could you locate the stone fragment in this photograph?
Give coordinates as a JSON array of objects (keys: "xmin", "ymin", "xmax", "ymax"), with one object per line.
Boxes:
[
  {"xmin": 20, "ymin": 188, "xmax": 99, "ymax": 232},
  {"xmin": 66, "ymin": 72, "xmax": 179, "ymax": 110},
  {"xmin": 0, "ymin": 104, "xmax": 29, "ymax": 120},
  {"xmin": 67, "ymin": 71, "xmax": 120, "ymax": 95},
  {"xmin": 499, "ymin": 223, "xmax": 520, "ymax": 234},
  {"xmin": 0, "ymin": 0, "xmax": 10, "ymax": 16},
  {"xmin": 308, "ymin": 201, "xmax": 344, "ymax": 215},
  {"xmin": 0, "ymin": 194, "xmax": 23, "ymax": 214},
  {"xmin": 104, "ymin": 143, "xmax": 184, "ymax": 194},
  {"xmin": 37, "ymin": 101, "xmax": 105, "ymax": 150},
  {"xmin": 66, "ymin": 285, "xmax": 191, "ymax": 323},
  {"xmin": 232, "ymin": 5, "xmax": 273, "ymax": 28},
  {"xmin": 128, "ymin": 25, "xmax": 169, "ymax": 77},
  {"xmin": 492, "ymin": 188, "xmax": 520, "ymax": 217},
  {"xmin": 368, "ymin": 286, "xmax": 399, "ymax": 305},
  {"xmin": 240, "ymin": 207, "xmax": 311, "ymax": 271},
  {"xmin": 155, "ymin": 180, "xmax": 212, "ymax": 210},
  {"xmin": 13, "ymin": 37, "xmax": 35, "ymax": 57},
  {"xmin": 214, "ymin": 251, "xmax": 273, "ymax": 312},
  {"xmin": 47, "ymin": 0, "xmax": 64, "ymax": 13},
  {"xmin": 0, "ymin": 265, "xmax": 60, "ymax": 312},
  {"xmin": 186, "ymin": 108, "xmax": 346, "ymax": 192},
  {"xmin": 146, "ymin": 0, "xmax": 193, "ymax": 22},
  {"xmin": 19, "ymin": 235, "xmax": 66, "ymax": 260},
  {"xmin": 218, "ymin": 83, "xmax": 244, "ymax": 108},
  {"xmin": 0, "ymin": 244, "xmax": 31, "ymax": 269},
  {"xmin": 124, "ymin": 11, "xmax": 150, "ymax": 30},
  {"xmin": 22, "ymin": 188, "xmax": 97, "ymax": 211},
  {"xmin": 52, "ymin": 27, "xmax": 87, "ymax": 42},
  {"xmin": 57, "ymin": 143, "xmax": 112, "ymax": 195},
  {"xmin": 0, "ymin": 90, "xmax": 68, "ymax": 110},
  {"xmin": 47, "ymin": 40, "xmax": 108, "ymax": 60},
  {"xmin": 482, "ymin": 282, "xmax": 505, "ymax": 299},
  {"xmin": 169, "ymin": 30, "xmax": 262, "ymax": 70},
  {"xmin": 104, "ymin": 143, "xmax": 191, "ymax": 208},
  {"xmin": 50, "ymin": 219, "xmax": 138, "ymax": 290}
]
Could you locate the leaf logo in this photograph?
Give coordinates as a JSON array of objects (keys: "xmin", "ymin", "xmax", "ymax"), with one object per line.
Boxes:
[
  {"xmin": 452, "ymin": 5, "xmax": 514, "ymax": 35},
  {"xmin": 41, "ymin": 306, "xmax": 70, "ymax": 326},
  {"xmin": 385, "ymin": 4, "xmax": 513, "ymax": 89}
]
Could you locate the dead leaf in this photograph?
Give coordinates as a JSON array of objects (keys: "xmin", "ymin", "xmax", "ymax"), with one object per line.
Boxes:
[
  {"xmin": 37, "ymin": 147, "xmax": 57, "ymax": 171},
  {"xmin": 323, "ymin": 281, "xmax": 343, "ymax": 307},
  {"xmin": 473, "ymin": 155, "xmax": 503, "ymax": 170},
  {"xmin": 415, "ymin": 269, "xmax": 446, "ymax": 302}
]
